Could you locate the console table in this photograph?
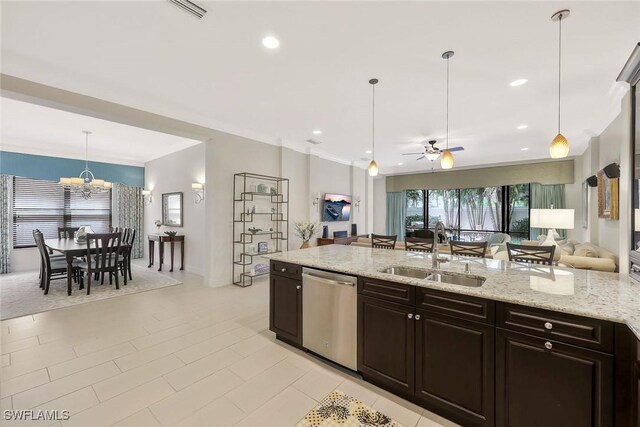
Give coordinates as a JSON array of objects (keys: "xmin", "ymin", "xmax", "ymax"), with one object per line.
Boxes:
[
  {"xmin": 148, "ymin": 234, "xmax": 184, "ymax": 272},
  {"xmin": 317, "ymin": 235, "xmax": 367, "ymax": 246}
]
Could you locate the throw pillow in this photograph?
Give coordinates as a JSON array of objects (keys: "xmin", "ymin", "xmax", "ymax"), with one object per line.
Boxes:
[
  {"xmin": 559, "ymin": 241, "xmax": 575, "ymax": 256},
  {"xmin": 574, "ymin": 243, "xmax": 600, "ymax": 258}
]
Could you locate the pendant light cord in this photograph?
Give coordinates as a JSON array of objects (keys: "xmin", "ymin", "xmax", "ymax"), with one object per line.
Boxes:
[
  {"xmin": 84, "ymin": 131, "xmax": 89, "ymax": 171},
  {"xmin": 558, "ymin": 14, "xmax": 562, "ymax": 134},
  {"xmin": 445, "ymin": 56, "xmax": 450, "ymax": 150},
  {"xmin": 372, "ymin": 82, "xmax": 376, "ymax": 158}
]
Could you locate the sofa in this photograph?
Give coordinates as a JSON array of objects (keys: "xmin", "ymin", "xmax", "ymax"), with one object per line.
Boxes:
[
  {"xmin": 492, "ymin": 239, "xmax": 618, "ymax": 272},
  {"xmin": 351, "ymin": 236, "xmax": 618, "ymax": 272}
]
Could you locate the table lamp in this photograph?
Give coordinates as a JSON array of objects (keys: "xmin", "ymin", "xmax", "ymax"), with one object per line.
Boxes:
[{"xmin": 530, "ymin": 208, "xmax": 575, "ymax": 246}]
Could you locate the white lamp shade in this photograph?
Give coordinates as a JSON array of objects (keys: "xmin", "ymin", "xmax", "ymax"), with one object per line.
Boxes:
[
  {"xmin": 142, "ymin": 190, "xmax": 152, "ymax": 196},
  {"xmin": 635, "ymin": 209, "xmax": 640, "ymax": 232},
  {"xmin": 530, "ymin": 208, "xmax": 575, "ymax": 230},
  {"xmin": 191, "ymin": 183, "xmax": 204, "ymax": 190}
]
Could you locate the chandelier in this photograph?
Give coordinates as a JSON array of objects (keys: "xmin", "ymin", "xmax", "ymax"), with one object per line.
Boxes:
[{"xmin": 59, "ymin": 131, "xmax": 112, "ymax": 199}]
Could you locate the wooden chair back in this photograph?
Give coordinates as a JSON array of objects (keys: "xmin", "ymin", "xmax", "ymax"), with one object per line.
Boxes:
[
  {"xmin": 86, "ymin": 233, "xmax": 122, "ymax": 275},
  {"xmin": 371, "ymin": 234, "xmax": 397, "ymax": 249},
  {"xmin": 33, "ymin": 230, "xmax": 52, "ymax": 272},
  {"xmin": 405, "ymin": 237, "xmax": 433, "ymax": 253},
  {"xmin": 58, "ymin": 227, "xmax": 79, "ymax": 239},
  {"xmin": 449, "ymin": 241, "xmax": 488, "ymax": 258},
  {"xmin": 507, "ymin": 243, "xmax": 555, "ymax": 265}
]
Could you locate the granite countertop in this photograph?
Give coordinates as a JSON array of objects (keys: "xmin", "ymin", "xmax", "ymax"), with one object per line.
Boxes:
[{"xmin": 265, "ymin": 245, "xmax": 640, "ymax": 339}]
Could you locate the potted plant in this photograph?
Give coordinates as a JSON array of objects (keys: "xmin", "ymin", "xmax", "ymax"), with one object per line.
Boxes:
[{"xmin": 294, "ymin": 221, "xmax": 321, "ymax": 249}]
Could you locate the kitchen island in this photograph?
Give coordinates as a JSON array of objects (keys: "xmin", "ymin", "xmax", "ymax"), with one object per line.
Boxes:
[{"xmin": 265, "ymin": 245, "xmax": 640, "ymax": 427}]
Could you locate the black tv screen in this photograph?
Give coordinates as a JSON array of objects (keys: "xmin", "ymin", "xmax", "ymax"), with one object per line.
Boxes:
[{"xmin": 322, "ymin": 193, "xmax": 352, "ymax": 221}]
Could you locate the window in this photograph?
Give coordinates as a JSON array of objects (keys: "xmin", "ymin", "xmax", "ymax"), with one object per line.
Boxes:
[
  {"xmin": 13, "ymin": 177, "xmax": 112, "ymax": 248},
  {"xmin": 405, "ymin": 184, "xmax": 530, "ymax": 241}
]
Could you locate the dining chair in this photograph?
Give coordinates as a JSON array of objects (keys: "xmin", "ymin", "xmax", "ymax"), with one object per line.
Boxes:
[
  {"xmin": 34, "ymin": 230, "xmax": 80, "ymax": 294},
  {"xmin": 118, "ymin": 228, "xmax": 136, "ymax": 282},
  {"xmin": 57, "ymin": 227, "xmax": 79, "ymax": 239},
  {"xmin": 371, "ymin": 234, "xmax": 398, "ymax": 249},
  {"xmin": 78, "ymin": 232, "xmax": 122, "ymax": 295},
  {"xmin": 449, "ymin": 241, "xmax": 488, "ymax": 258},
  {"xmin": 405, "ymin": 237, "xmax": 434, "ymax": 253},
  {"xmin": 507, "ymin": 242, "xmax": 556, "ymax": 265}
]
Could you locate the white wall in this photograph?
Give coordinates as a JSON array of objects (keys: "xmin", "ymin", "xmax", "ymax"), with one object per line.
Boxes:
[
  {"xmin": 144, "ymin": 143, "xmax": 206, "ymax": 276},
  {"xmin": 373, "ymin": 176, "xmax": 387, "ymax": 234},
  {"xmin": 565, "ymin": 90, "xmax": 632, "ymax": 271}
]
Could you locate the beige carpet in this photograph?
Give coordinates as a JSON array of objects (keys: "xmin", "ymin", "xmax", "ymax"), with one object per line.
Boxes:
[
  {"xmin": 298, "ymin": 390, "xmax": 404, "ymax": 427},
  {"xmin": 0, "ymin": 265, "xmax": 182, "ymax": 320}
]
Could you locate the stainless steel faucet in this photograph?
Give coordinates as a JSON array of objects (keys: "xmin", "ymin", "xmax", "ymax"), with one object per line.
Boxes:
[{"xmin": 432, "ymin": 221, "xmax": 448, "ymax": 268}]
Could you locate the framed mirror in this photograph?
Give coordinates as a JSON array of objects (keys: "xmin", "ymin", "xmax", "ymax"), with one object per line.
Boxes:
[{"xmin": 162, "ymin": 192, "xmax": 183, "ymax": 227}]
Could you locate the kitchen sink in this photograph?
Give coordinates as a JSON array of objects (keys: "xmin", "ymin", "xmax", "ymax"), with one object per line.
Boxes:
[
  {"xmin": 426, "ymin": 272, "xmax": 485, "ymax": 287},
  {"xmin": 379, "ymin": 266, "xmax": 431, "ymax": 279},
  {"xmin": 380, "ymin": 266, "xmax": 485, "ymax": 287}
]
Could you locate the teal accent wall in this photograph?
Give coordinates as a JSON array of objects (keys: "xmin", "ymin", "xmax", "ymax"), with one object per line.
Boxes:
[{"xmin": 0, "ymin": 151, "xmax": 144, "ymax": 187}]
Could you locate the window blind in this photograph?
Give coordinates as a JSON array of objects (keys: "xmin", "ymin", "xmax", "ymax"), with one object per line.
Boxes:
[{"xmin": 13, "ymin": 177, "xmax": 112, "ymax": 248}]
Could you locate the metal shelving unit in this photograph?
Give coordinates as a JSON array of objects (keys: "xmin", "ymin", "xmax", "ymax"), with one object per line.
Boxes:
[{"xmin": 233, "ymin": 173, "xmax": 289, "ymax": 287}]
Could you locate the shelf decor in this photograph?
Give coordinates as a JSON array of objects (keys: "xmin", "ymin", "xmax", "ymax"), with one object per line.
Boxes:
[
  {"xmin": 233, "ymin": 172, "xmax": 289, "ymax": 287},
  {"xmin": 294, "ymin": 221, "xmax": 321, "ymax": 249}
]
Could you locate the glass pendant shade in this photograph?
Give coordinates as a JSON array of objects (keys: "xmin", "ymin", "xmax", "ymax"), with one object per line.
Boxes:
[
  {"xmin": 440, "ymin": 150, "xmax": 454, "ymax": 169},
  {"xmin": 549, "ymin": 133, "xmax": 569, "ymax": 158},
  {"xmin": 368, "ymin": 159, "xmax": 379, "ymax": 177},
  {"xmin": 425, "ymin": 152, "xmax": 441, "ymax": 162}
]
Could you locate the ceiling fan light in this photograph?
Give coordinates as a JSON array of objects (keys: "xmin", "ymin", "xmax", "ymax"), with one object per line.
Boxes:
[
  {"xmin": 368, "ymin": 159, "xmax": 379, "ymax": 177},
  {"xmin": 425, "ymin": 152, "xmax": 441, "ymax": 162},
  {"xmin": 550, "ymin": 133, "xmax": 569, "ymax": 158},
  {"xmin": 440, "ymin": 150, "xmax": 454, "ymax": 169}
]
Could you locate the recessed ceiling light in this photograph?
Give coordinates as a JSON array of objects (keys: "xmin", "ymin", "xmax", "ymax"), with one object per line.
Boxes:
[
  {"xmin": 397, "ymin": 162, "xmax": 403, "ymax": 166},
  {"xmin": 365, "ymin": 150, "xmax": 372, "ymax": 154},
  {"xmin": 262, "ymin": 36, "xmax": 280, "ymax": 49},
  {"xmin": 510, "ymin": 79, "xmax": 528, "ymax": 87},
  {"xmin": 521, "ymin": 147, "xmax": 529, "ymax": 151},
  {"xmin": 312, "ymin": 130, "xmax": 322, "ymax": 135},
  {"xmin": 517, "ymin": 124, "xmax": 529, "ymax": 130}
]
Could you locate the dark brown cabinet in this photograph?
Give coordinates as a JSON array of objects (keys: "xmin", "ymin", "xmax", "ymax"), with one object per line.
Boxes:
[
  {"xmin": 415, "ymin": 309, "xmax": 494, "ymax": 427},
  {"xmin": 496, "ymin": 328, "xmax": 613, "ymax": 427},
  {"xmin": 269, "ymin": 264, "xmax": 302, "ymax": 347},
  {"xmin": 358, "ymin": 295, "xmax": 415, "ymax": 398}
]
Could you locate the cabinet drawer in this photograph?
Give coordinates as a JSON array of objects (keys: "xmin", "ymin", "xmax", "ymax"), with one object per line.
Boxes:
[
  {"xmin": 416, "ymin": 288, "xmax": 494, "ymax": 324},
  {"xmin": 497, "ymin": 302, "xmax": 614, "ymax": 353},
  {"xmin": 358, "ymin": 277, "xmax": 414, "ymax": 306},
  {"xmin": 270, "ymin": 261, "xmax": 301, "ymax": 279}
]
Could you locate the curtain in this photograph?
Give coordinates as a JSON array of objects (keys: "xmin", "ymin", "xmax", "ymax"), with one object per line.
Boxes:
[
  {"xmin": 0, "ymin": 175, "xmax": 13, "ymax": 274},
  {"xmin": 113, "ymin": 184, "xmax": 144, "ymax": 258},
  {"xmin": 386, "ymin": 191, "xmax": 407, "ymax": 242},
  {"xmin": 530, "ymin": 183, "xmax": 566, "ymax": 240}
]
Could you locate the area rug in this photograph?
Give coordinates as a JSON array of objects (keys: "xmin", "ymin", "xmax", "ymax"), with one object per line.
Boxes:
[
  {"xmin": 297, "ymin": 390, "xmax": 404, "ymax": 427},
  {"xmin": 0, "ymin": 265, "xmax": 182, "ymax": 320}
]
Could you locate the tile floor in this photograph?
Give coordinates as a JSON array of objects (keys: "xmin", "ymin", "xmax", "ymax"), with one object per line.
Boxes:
[{"xmin": 0, "ymin": 261, "xmax": 460, "ymax": 427}]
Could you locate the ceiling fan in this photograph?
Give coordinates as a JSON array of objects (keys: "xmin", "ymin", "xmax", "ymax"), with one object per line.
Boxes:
[{"xmin": 403, "ymin": 140, "xmax": 464, "ymax": 162}]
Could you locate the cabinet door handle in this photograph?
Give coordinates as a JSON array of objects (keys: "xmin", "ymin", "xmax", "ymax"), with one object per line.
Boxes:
[
  {"xmin": 414, "ymin": 314, "xmax": 421, "ymax": 320},
  {"xmin": 407, "ymin": 313, "xmax": 413, "ymax": 319},
  {"xmin": 296, "ymin": 285, "xmax": 301, "ymax": 290},
  {"xmin": 544, "ymin": 341, "xmax": 553, "ymax": 350},
  {"xmin": 544, "ymin": 322, "xmax": 553, "ymax": 330},
  {"xmin": 281, "ymin": 268, "xmax": 287, "ymax": 273}
]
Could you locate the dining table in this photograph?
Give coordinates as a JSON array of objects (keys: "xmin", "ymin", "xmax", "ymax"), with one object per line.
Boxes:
[{"xmin": 45, "ymin": 238, "xmax": 131, "ymax": 296}]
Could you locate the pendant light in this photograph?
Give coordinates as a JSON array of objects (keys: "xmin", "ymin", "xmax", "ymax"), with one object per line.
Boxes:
[
  {"xmin": 549, "ymin": 9, "xmax": 570, "ymax": 159},
  {"xmin": 59, "ymin": 131, "xmax": 112, "ymax": 199},
  {"xmin": 368, "ymin": 78, "xmax": 379, "ymax": 177},
  {"xmin": 440, "ymin": 51, "xmax": 455, "ymax": 170}
]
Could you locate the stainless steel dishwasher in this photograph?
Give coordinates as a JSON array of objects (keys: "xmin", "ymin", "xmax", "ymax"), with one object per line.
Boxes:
[{"xmin": 302, "ymin": 267, "xmax": 357, "ymax": 371}]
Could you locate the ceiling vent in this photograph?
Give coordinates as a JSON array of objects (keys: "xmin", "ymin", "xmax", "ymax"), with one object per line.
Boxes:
[
  {"xmin": 306, "ymin": 139, "xmax": 322, "ymax": 145},
  {"xmin": 167, "ymin": 0, "xmax": 207, "ymax": 19}
]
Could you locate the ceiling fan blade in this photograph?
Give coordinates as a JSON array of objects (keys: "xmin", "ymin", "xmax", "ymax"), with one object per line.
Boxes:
[
  {"xmin": 416, "ymin": 155, "xmax": 425, "ymax": 161},
  {"xmin": 448, "ymin": 146, "xmax": 465, "ymax": 152},
  {"xmin": 403, "ymin": 152, "xmax": 424, "ymax": 155}
]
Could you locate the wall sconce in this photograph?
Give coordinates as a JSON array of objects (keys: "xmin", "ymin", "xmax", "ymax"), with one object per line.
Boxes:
[
  {"xmin": 142, "ymin": 190, "xmax": 152, "ymax": 206},
  {"xmin": 192, "ymin": 183, "xmax": 205, "ymax": 204},
  {"xmin": 312, "ymin": 192, "xmax": 321, "ymax": 206},
  {"xmin": 354, "ymin": 197, "xmax": 361, "ymax": 209}
]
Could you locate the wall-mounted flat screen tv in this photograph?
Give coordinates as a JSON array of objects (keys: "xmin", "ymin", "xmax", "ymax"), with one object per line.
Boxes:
[{"xmin": 323, "ymin": 193, "xmax": 352, "ymax": 222}]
